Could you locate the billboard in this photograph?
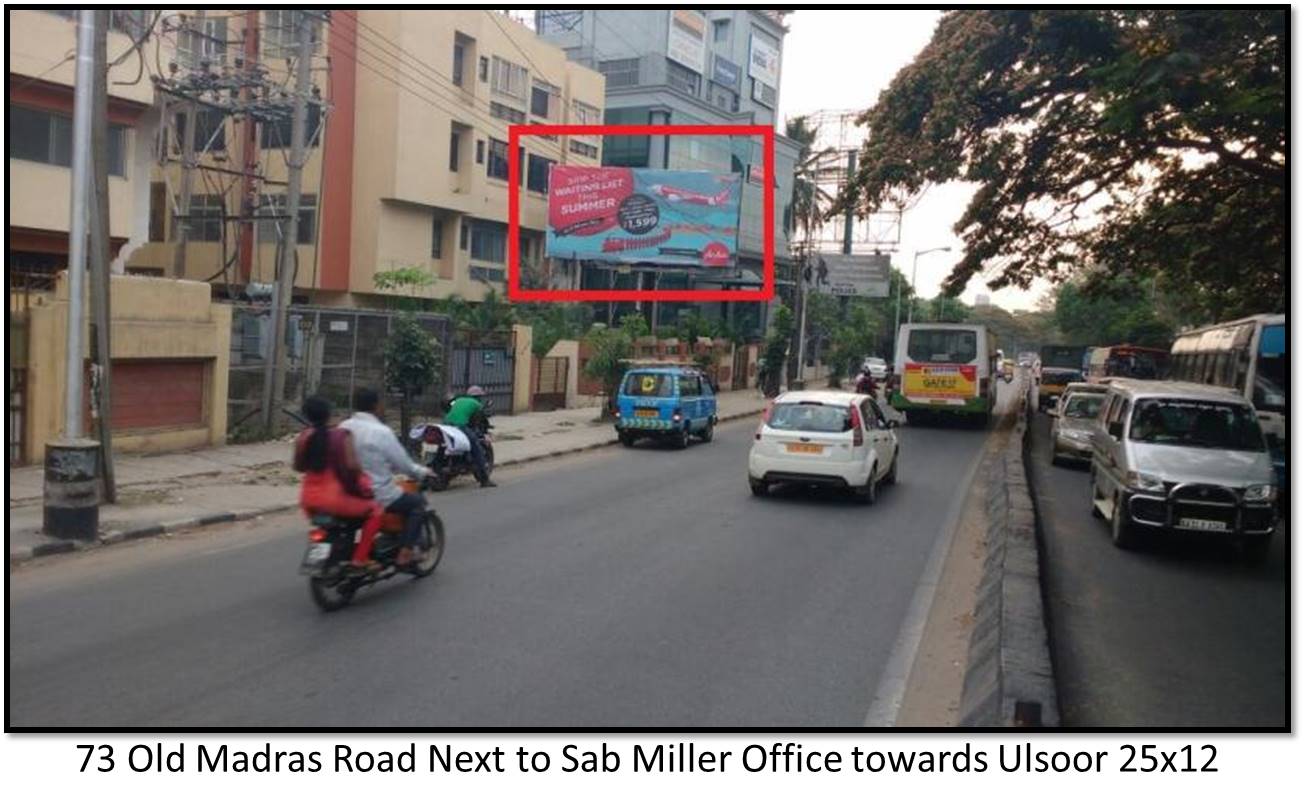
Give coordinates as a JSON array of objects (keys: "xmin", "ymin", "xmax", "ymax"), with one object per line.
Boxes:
[
  {"xmin": 748, "ymin": 34, "xmax": 780, "ymax": 87},
  {"xmin": 546, "ymin": 166, "xmax": 742, "ymax": 267},
  {"xmin": 667, "ymin": 9, "xmax": 707, "ymax": 74},
  {"xmin": 806, "ymin": 253, "xmax": 891, "ymax": 297}
]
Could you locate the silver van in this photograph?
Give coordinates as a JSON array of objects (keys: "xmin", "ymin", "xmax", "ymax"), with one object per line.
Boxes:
[{"xmin": 1089, "ymin": 380, "xmax": 1277, "ymax": 558}]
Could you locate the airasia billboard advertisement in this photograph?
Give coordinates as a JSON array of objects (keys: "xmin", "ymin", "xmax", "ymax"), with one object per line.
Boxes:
[{"xmin": 545, "ymin": 166, "xmax": 742, "ymax": 267}]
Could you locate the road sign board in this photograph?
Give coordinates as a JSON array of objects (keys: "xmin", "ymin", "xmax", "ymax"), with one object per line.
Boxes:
[{"xmin": 806, "ymin": 253, "xmax": 891, "ymax": 297}]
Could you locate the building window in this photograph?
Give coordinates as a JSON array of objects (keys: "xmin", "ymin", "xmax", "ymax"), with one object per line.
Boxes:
[
  {"xmin": 666, "ymin": 60, "xmax": 701, "ymax": 96},
  {"xmin": 460, "ymin": 223, "xmax": 469, "ymax": 250},
  {"xmin": 490, "ymin": 56, "xmax": 528, "ymax": 100},
  {"xmin": 476, "ymin": 139, "xmax": 485, "ymax": 164},
  {"xmin": 186, "ymin": 194, "xmax": 225, "ymax": 242},
  {"xmin": 178, "ymin": 16, "xmax": 227, "ymax": 69},
  {"xmin": 10, "ymin": 105, "xmax": 127, "ymax": 176},
  {"xmin": 479, "ymin": 56, "xmax": 489, "ymax": 82},
  {"xmin": 599, "ymin": 58, "xmax": 640, "ymax": 88},
  {"xmin": 176, "ymin": 108, "xmax": 226, "ymax": 152},
  {"xmin": 568, "ymin": 140, "xmax": 599, "ymax": 159},
  {"xmin": 489, "ymin": 101, "xmax": 526, "ymax": 124},
  {"xmin": 572, "ymin": 100, "xmax": 600, "ymax": 126},
  {"xmin": 518, "ymin": 146, "xmax": 525, "ymax": 187},
  {"xmin": 486, "ymin": 137, "xmax": 509, "ymax": 180},
  {"xmin": 260, "ymin": 102, "xmax": 322, "ymax": 149},
  {"xmin": 470, "ymin": 266, "xmax": 506, "ymax": 284},
  {"xmin": 452, "ymin": 41, "xmax": 465, "ymax": 87},
  {"xmin": 713, "ymin": 18, "xmax": 730, "ymax": 42},
  {"xmin": 449, "ymin": 129, "xmax": 460, "ymax": 171},
  {"xmin": 531, "ymin": 81, "xmax": 559, "ymax": 119},
  {"xmin": 527, "ymin": 154, "xmax": 554, "ymax": 194},
  {"xmin": 263, "ymin": 9, "xmax": 322, "ymax": 59},
  {"xmin": 602, "ymin": 107, "xmax": 650, "ymax": 167},
  {"xmin": 469, "ymin": 221, "xmax": 507, "ymax": 263},
  {"xmin": 256, "ymin": 194, "xmax": 317, "ymax": 244},
  {"xmin": 431, "ymin": 217, "xmax": 443, "ymax": 258},
  {"xmin": 710, "ymin": 82, "xmax": 739, "ymax": 113}
]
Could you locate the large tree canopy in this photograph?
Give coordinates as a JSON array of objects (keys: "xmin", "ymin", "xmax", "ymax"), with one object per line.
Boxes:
[{"xmin": 837, "ymin": 10, "xmax": 1284, "ymax": 320}]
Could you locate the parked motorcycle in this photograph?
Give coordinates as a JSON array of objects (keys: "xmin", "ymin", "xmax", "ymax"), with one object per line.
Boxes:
[
  {"xmin": 412, "ymin": 416, "xmax": 495, "ymax": 491},
  {"xmin": 299, "ymin": 476, "xmax": 446, "ymax": 612}
]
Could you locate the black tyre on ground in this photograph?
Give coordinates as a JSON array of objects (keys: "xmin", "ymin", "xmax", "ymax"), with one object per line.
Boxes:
[
  {"xmin": 618, "ymin": 431, "xmax": 637, "ymax": 447},
  {"xmin": 855, "ymin": 466, "xmax": 878, "ymax": 505},
  {"xmin": 1111, "ymin": 494, "xmax": 1140, "ymax": 549},
  {"xmin": 1241, "ymin": 533, "xmax": 1272, "ymax": 564},
  {"xmin": 308, "ymin": 569, "xmax": 356, "ymax": 612},
  {"xmin": 749, "ymin": 477, "xmax": 768, "ymax": 497},
  {"xmin": 699, "ymin": 420, "xmax": 714, "ymax": 443},
  {"xmin": 673, "ymin": 427, "xmax": 691, "ymax": 450},
  {"xmin": 409, "ymin": 511, "xmax": 446, "ymax": 578},
  {"xmin": 884, "ymin": 450, "xmax": 898, "ymax": 485}
]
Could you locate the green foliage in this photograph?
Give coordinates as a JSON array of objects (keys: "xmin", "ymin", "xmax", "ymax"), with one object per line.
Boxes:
[
  {"xmin": 583, "ymin": 325, "xmax": 634, "ymax": 416},
  {"xmin": 965, "ymin": 304, "xmax": 1061, "ymax": 355},
  {"xmin": 373, "ymin": 266, "xmax": 436, "ymax": 312},
  {"xmin": 618, "ymin": 312, "xmax": 650, "ymax": 340},
  {"xmin": 760, "ymin": 304, "xmax": 795, "ymax": 393},
  {"xmin": 1052, "ymin": 276, "xmax": 1176, "ymax": 347},
  {"xmin": 785, "ymin": 116, "xmax": 836, "ymax": 245},
  {"xmin": 383, "ymin": 312, "xmax": 442, "ymax": 398},
  {"xmin": 515, "ymin": 303, "xmax": 591, "ymax": 358},
  {"xmin": 838, "ymin": 10, "xmax": 1284, "ymax": 323}
]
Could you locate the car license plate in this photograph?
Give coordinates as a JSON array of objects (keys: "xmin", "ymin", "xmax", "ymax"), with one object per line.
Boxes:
[
  {"xmin": 786, "ymin": 443, "xmax": 823, "ymax": 454},
  {"xmin": 635, "ymin": 408, "xmax": 659, "ymax": 418},
  {"xmin": 1178, "ymin": 517, "xmax": 1229, "ymax": 532}
]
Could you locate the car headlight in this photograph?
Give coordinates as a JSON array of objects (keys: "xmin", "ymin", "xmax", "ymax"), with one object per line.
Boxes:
[
  {"xmin": 1244, "ymin": 484, "xmax": 1276, "ymax": 503},
  {"xmin": 1125, "ymin": 471, "xmax": 1167, "ymax": 493},
  {"xmin": 1062, "ymin": 428, "xmax": 1092, "ymax": 442}
]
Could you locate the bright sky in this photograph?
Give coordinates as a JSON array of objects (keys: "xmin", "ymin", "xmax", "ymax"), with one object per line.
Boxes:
[{"xmin": 778, "ymin": 10, "xmax": 1050, "ymax": 311}]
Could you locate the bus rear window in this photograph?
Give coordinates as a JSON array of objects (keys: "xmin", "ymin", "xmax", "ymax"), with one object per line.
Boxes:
[
  {"xmin": 623, "ymin": 373, "xmax": 674, "ymax": 397},
  {"xmin": 907, "ymin": 329, "xmax": 977, "ymax": 364}
]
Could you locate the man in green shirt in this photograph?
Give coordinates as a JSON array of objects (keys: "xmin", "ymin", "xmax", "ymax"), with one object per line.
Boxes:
[{"xmin": 444, "ymin": 385, "xmax": 496, "ymax": 487}]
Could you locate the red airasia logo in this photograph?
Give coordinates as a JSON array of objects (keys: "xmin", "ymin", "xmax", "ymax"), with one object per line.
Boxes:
[{"xmin": 702, "ymin": 241, "xmax": 731, "ymax": 267}]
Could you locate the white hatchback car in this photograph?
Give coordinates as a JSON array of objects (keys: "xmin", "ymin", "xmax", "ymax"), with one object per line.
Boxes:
[{"xmin": 748, "ymin": 390, "xmax": 900, "ymax": 503}]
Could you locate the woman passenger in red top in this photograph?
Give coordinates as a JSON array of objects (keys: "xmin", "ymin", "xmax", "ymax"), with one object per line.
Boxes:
[{"xmin": 293, "ymin": 395, "xmax": 383, "ymax": 569}]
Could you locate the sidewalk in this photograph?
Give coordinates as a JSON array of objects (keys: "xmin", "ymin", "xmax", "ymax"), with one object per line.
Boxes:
[{"xmin": 9, "ymin": 385, "xmax": 780, "ymax": 563}]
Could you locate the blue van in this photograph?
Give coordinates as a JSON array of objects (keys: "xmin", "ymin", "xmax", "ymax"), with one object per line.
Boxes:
[{"xmin": 615, "ymin": 364, "xmax": 718, "ymax": 449}]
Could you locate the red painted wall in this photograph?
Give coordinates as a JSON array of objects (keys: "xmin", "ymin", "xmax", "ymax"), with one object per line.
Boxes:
[{"xmin": 319, "ymin": 11, "xmax": 358, "ymax": 292}]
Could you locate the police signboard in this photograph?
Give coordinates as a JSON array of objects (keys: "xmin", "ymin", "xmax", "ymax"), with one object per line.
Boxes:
[{"xmin": 807, "ymin": 253, "xmax": 891, "ymax": 298}]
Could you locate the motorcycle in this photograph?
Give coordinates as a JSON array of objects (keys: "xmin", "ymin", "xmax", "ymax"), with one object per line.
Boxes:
[
  {"xmin": 412, "ymin": 413, "xmax": 495, "ymax": 491},
  {"xmin": 299, "ymin": 476, "xmax": 446, "ymax": 612}
]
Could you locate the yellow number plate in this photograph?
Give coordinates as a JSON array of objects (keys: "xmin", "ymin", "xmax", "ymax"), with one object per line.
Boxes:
[
  {"xmin": 635, "ymin": 408, "xmax": 659, "ymax": 418},
  {"xmin": 786, "ymin": 443, "xmax": 824, "ymax": 454}
]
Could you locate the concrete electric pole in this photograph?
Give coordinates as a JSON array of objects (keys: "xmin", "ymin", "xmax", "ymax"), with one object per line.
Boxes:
[
  {"xmin": 44, "ymin": 10, "xmax": 101, "ymax": 540},
  {"xmin": 261, "ymin": 10, "xmax": 315, "ymax": 435},
  {"xmin": 171, "ymin": 10, "xmax": 204, "ymax": 279},
  {"xmin": 89, "ymin": 8, "xmax": 116, "ymax": 502}
]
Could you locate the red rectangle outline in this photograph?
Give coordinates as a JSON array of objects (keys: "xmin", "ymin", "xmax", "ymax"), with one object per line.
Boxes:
[{"xmin": 508, "ymin": 124, "xmax": 774, "ymax": 303}]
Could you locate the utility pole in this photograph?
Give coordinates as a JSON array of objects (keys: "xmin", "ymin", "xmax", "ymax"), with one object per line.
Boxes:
[
  {"xmin": 44, "ymin": 10, "xmax": 100, "ymax": 540},
  {"xmin": 88, "ymin": 9, "xmax": 116, "ymax": 502},
  {"xmin": 842, "ymin": 150, "xmax": 856, "ymax": 256},
  {"xmin": 261, "ymin": 10, "xmax": 315, "ymax": 434},
  {"xmin": 171, "ymin": 10, "xmax": 204, "ymax": 279},
  {"xmin": 237, "ymin": 9, "xmax": 260, "ymax": 285}
]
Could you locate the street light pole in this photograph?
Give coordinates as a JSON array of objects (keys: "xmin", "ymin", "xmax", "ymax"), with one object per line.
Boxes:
[{"xmin": 905, "ymin": 246, "xmax": 952, "ymax": 327}]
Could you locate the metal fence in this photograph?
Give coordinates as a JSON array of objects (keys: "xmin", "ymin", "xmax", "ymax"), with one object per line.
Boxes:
[
  {"xmin": 449, "ymin": 328, "xmax": 517, "ymax": 415},
  {"xmin": 227, "ymin": 304, "xmax": 455, "ymax": 437}
]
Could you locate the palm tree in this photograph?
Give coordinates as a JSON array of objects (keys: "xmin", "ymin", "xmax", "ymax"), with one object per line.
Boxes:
[{"xmin": 784, "ymin": 116, "xmax": 837, "ymax": 254}]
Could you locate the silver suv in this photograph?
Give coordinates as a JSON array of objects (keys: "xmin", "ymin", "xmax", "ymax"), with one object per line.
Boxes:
[{"xmin": 1089, "ymin": 380, "xmax": 1277, "ymax": 559}]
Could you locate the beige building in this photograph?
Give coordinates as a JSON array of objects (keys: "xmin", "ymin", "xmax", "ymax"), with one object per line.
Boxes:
[
  {"xmin": 8, "ymin": 9, "xmax": 164, "ymax": 279},
  {"xmin": 125, "ymin": 9, "xmax": 605, "ymax": 305}
]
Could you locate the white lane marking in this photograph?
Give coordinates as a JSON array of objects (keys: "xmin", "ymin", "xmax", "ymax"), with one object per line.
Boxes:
[{"xmin": 861, "ymin": 381, "xmax": 1020, "ymax": 727}]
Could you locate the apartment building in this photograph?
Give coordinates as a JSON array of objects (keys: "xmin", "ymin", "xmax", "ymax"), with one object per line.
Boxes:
[
  {"xmin": 535, "ymin": 8, "xmax": 801, "ymax": 336},
  {"xmin": 124, "ymin": 9, "xmax": 605, "ymax": 306},
  {"xmin": 8, "ymin": 9, "xmax": 163, "ymax": 281}
]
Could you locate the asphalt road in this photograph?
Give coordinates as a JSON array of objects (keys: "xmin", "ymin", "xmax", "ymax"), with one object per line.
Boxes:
[
  {"xmin": 10, "ymin": 401, "xmax": 1000, "ymax": 729},
  {"xmin": 1027, "ymin": 411, "xmax": 1288, "ymax": 728}
]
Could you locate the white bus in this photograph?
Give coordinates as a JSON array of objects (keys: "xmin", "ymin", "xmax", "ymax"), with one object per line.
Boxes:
[
  {"xmin": 891, "ymin": 323, "xmax": 998, "ymax": 427},
  {"xmin": 1169, "ymin": 313, "xmax": 1285, "ymax": 486}
]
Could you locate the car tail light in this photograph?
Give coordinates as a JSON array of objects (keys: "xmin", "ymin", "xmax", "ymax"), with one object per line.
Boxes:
[
  {"xmin": 848, "ymin": 404, "xmax": 864, "ymax": 447},
  {"xmin": 672, "ymin": 408, "xmax": 683, "ymax": 422},
  {"xmin": 756, "ymin": 402, "xmax": 772, "ymax": 440},
  {"xmin": 308, "ymin": 527, "xmax": 327, "ymax": 542}
]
